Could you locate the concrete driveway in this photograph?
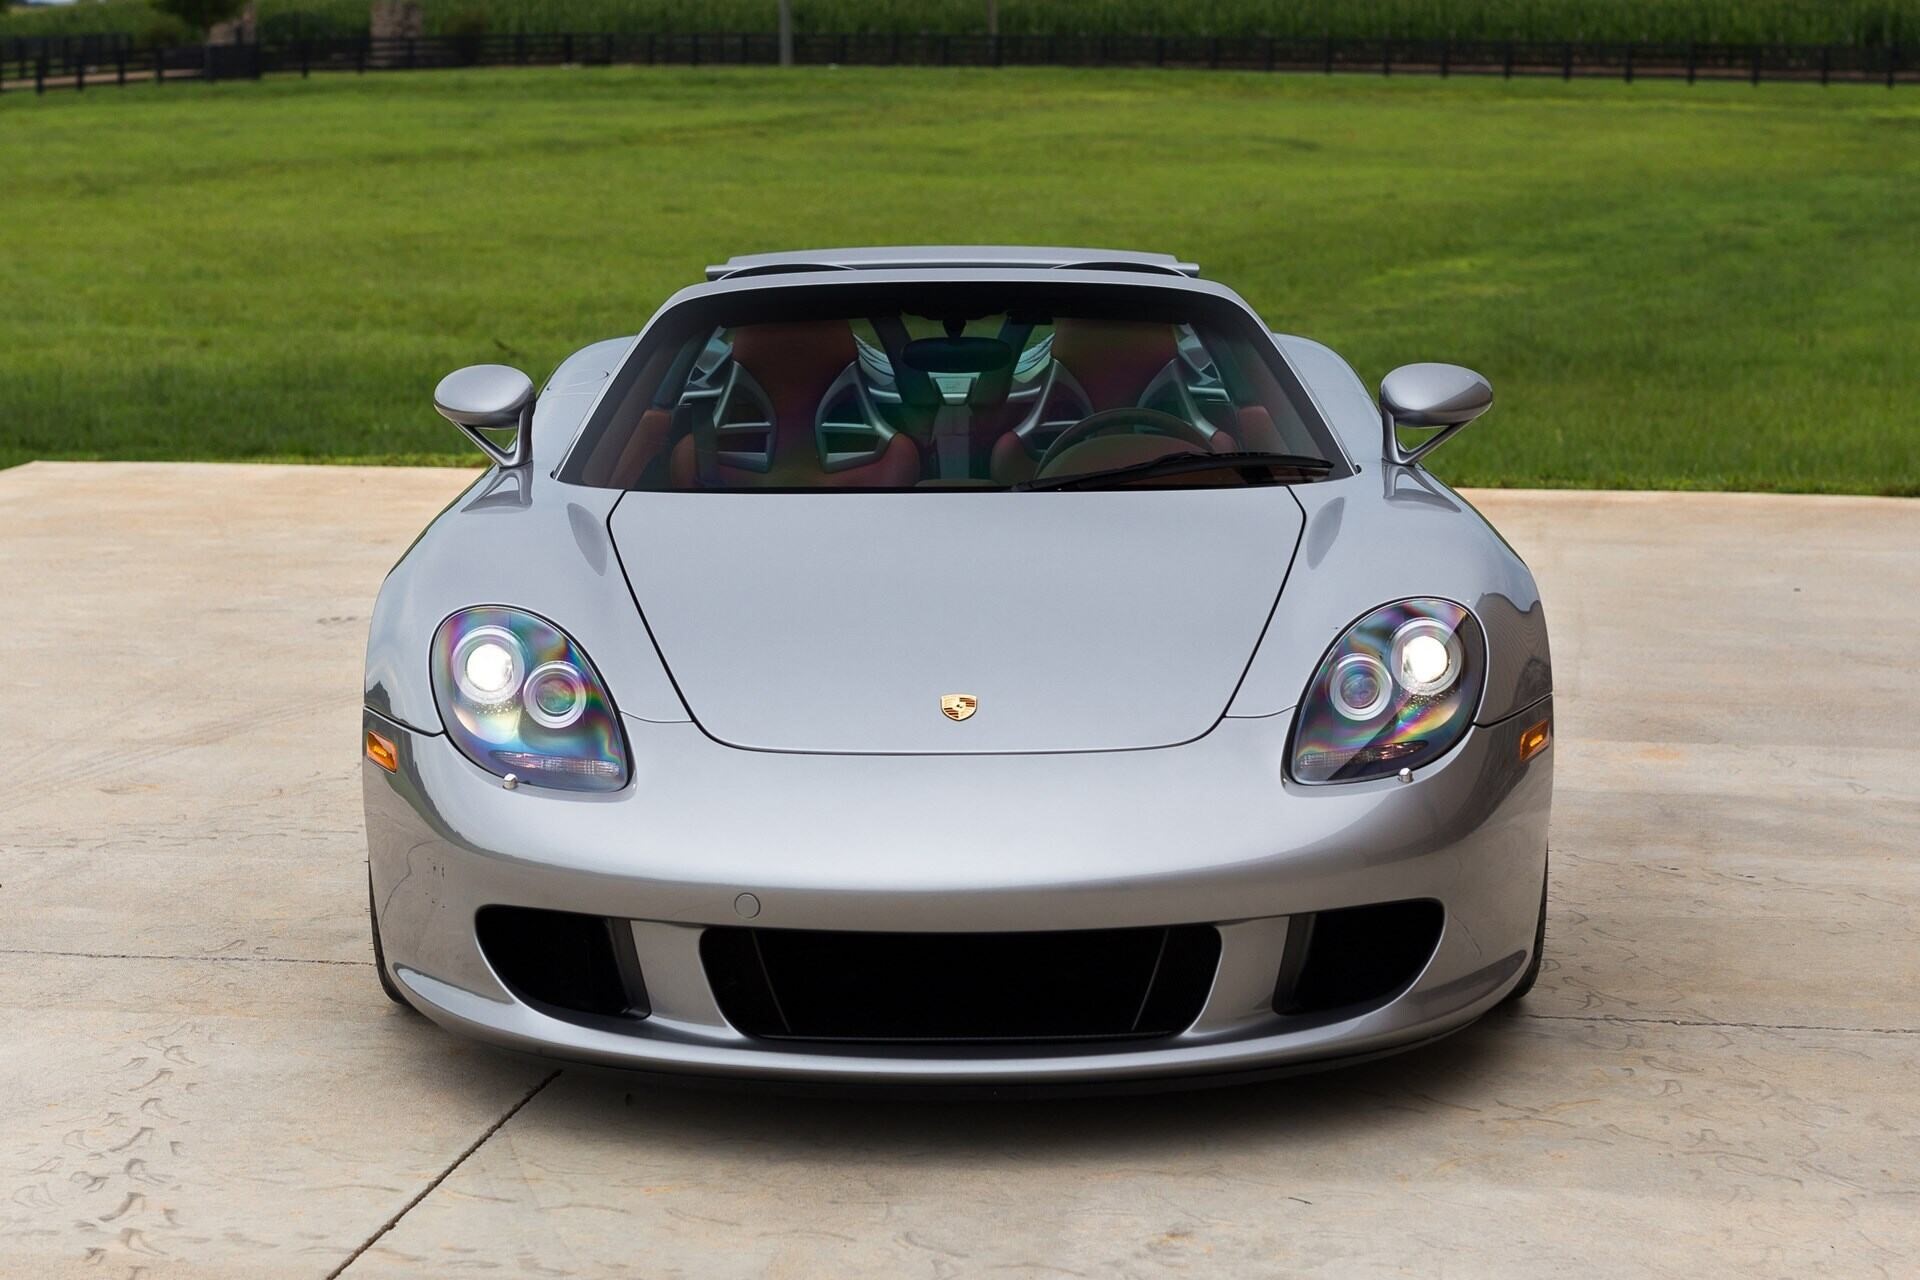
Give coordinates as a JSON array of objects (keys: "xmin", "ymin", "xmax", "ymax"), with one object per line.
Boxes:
[{"xmin": 1, "ymin": 461, "xmax": 1915, "ymax": 1278}]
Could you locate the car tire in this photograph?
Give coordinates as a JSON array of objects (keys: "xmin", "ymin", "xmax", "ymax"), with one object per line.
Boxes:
[
  {"xmin": 368, "ymin": 871, "xmax": 412, "ymax": 1009},
  {"xmin": 1501, "ymin": 854, "xmax": 1549, "ymax": 1006}
]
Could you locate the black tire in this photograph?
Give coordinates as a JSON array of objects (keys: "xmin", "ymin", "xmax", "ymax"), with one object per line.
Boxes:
[
  {"xmin": 368, "ymin": 871, "xmax": 412, "ymax": 1009},
  {"xmin": 1501, "ymin": 854, "xmax": 1549, "ymax": 1006}
]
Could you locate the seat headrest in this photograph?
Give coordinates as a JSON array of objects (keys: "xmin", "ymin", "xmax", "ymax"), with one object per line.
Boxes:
[
  {"xmin": 729, "ymin": 321, "xmax": 857, "ymax": 420},
  {"xmin": 1050, "ymin": 319, "xmax": 1178, "ymax": 410}
]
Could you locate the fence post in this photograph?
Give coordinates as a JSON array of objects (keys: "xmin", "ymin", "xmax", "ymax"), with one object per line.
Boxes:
[
  {"xmin": 1562, "ymin": 42, "xmax": 1572, "ymax": 80},
  {"xmin": 1686, "ymin": 43, "xmax": 1696, "ymax": 84},
  {"xmin": 1440, "ymin": 39, "xmax": 1449, "ymax": 78},
  {"xmin": 117, "ymin": 47, "xmax": 126, "ymax": 85},
  {"xmin": 1503, "ymin": 40, "xmax": 1513, "ymax": 78},
  {"xmin": 1382, "ymin": 42, "xmax": 1391, "ymax": 76},
  {"xmin": 35, "ymin": 52, "xmax": 45, "ymax": 94},
  {"xmin": 155, "ymin": 48, "xmax": 164, "ymax": 84},
  {"xmin": 1819, "ymin": 45, "xmax": 1830, "ymax": 86},
  {"xmin": 1751, "ymin": 46, "xmax": 1761, "ymax": 85},
  {"xmin": 1890, "ymin": 43, "xmax": 1900, "ymax": 89},
  {"xmin": 563, "ymin": 33, "xmax": 572, "ymax": 64},
  {"xmin": 300, "ymin": 37, "xmax": 309, "ymax": 77},
  {"xmin": 1324, "ymin": 36, "xmax": 1333, "ymax": 74},
  {"xmin": 358, "ymin": 36, "xmax": 367, "ymax": 73},
  {"xmin": 203, "ymin": 42, "xmax": 215, "ymax": 84},
  {"xmin": 76, "ymin": 52, "xmax": 84, "ymax": 91},
  {"xmin": 1624, "ymin": 43, "xmax": 1633, "ymax": 83}
]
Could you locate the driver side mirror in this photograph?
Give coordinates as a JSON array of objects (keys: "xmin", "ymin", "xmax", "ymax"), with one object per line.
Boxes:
[
  {"xmin": 435, "ymin": 364, "xmax": 535, "ymax": 468},
  {"xmin": 1379, "ymin": 363, "xmax": 1492, "ymax": 465}
]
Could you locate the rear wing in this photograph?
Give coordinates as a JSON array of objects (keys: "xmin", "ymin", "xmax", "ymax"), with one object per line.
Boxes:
[{"xmin": 706, "ymin": 246, "xmax": 1200, "ymax": 281}]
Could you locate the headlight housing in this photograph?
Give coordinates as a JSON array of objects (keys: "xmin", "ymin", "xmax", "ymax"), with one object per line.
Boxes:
[
  {"xmin": 431, "ymin": 606, "xmax": 628, "ymax": 792},
  {"xmin": 1289, "ymin": 598, "xmax": 1484, "ymax": 784}
]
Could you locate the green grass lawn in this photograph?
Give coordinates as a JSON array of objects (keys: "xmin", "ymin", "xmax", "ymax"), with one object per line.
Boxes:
[{"xmin": 3, "ymin": 67, "xmax": 1915, "ymax": 493}]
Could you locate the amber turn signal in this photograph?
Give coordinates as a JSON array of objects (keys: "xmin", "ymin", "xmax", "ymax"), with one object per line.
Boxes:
[
  {"xmin": 365, "ymin": 729, "xmax": 399, "ymax": 773},
  {"xmin": 1517, "ymin": 718, "xmax": 1552, "ymax": 763}
]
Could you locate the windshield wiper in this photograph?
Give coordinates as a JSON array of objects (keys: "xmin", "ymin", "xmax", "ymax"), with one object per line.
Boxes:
[{"xmin": 1014, "ymin": 451, "xmax": 1334, "ymax": 492}]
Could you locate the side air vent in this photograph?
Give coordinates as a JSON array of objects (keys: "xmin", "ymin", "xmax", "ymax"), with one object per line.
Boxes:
[
  {"xmin": 476, "ymin": 906, "xmax": 650, "ymax": 1026},
  {"xmin": 1272, "ymin": 900, "xmax": 1444, "ymax": 1019}
]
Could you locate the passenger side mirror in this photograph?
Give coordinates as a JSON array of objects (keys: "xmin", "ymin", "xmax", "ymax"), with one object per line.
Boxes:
[
  {"xmin": 435, "ymin": 364, "xmax": 535, "ymax": 468},
  {"xmin": 1379, "ymin": 363, "xmax": 1492, "ymax": 465}
]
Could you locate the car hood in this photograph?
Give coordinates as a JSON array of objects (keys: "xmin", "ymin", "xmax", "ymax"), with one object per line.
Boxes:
[{"xmin": 607, "ymin": 489, "xmax": 1305, "ymax": 754}]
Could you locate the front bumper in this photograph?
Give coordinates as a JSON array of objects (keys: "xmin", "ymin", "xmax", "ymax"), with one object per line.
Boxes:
[{"xmin": 364, "ymin": 701, "xmax": 1552, "ymax": 1086}]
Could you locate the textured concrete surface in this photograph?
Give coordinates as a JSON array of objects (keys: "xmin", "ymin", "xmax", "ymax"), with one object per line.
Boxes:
[{"xmin": 1, "ymin": 461, "xmax": 1915, "ymax": 1278}]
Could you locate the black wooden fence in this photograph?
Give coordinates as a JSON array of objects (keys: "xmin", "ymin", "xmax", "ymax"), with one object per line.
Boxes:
[{"xmin": 2, "ymin": 31, "xmax": 1911, "ymax": 95}]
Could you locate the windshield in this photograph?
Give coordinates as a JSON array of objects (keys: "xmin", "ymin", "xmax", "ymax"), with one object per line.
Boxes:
[{"xmin": 560, "ymin": 282, "xmax": 1344, "ymax": 491}]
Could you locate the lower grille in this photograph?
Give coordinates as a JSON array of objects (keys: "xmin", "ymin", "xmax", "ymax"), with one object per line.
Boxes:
[
  {"xmin": 475, "ymin": 905, "xmax": 650, "ymax": 1026},
  {"xmin": 702, "ymin": 925, "xmax": 1221, "ymax": 1043},
  {"xmin": 1272, "ymin": 899, "xmax": 1444, "ymax": 1018}
]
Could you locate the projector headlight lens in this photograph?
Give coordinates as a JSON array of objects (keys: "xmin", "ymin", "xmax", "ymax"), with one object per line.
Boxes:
[
  {"xmin": 431, "ymin": 607, "xmax": 627, "ymax": 792},
  {"xmin": 1390, "ymin": 618, "xmax": 1463, "ymax": 696},
  {"xmin": 1330, "ymin": 654, "xmax": 1393, "ymax": 721},
  {"xmin": 523, "ymin": 661, "xmax": 589, "ymax": 730},
  {"xmin": 1290, "ymin": 599, "xmax": 1483, "ymax": 784},
  {"xmin": 452, "ymin": 627, "xmax": 524, "ymax": 705}
]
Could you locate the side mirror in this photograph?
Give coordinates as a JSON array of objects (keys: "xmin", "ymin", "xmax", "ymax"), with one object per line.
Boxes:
[
  {"xmin": 1379, "ymin": 363, "xmax": 1492, "ymax": 465},
  {"xmin": 434, "ymin": 364, "xmax": 535, "ymax": 468}
]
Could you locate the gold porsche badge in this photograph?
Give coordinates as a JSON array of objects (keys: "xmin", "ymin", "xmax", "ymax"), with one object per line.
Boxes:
[{"xmin": 940, "ymin": 693, "xmax": 978, "ymax": 722}]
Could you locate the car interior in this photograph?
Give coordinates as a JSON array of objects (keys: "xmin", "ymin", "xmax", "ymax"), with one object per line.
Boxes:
[{"xmin": 566, "ymin": 306, "xmax": 1329, "ymax": 491}]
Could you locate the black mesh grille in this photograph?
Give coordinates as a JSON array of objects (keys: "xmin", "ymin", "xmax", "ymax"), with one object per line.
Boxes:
[
  {"xmin": 475, "ymin": 905, "xmax": 649, "ymax": 1025},
  {"xmin": 702, "ymin": 925, "xmax": 1221, "ymax": 1043},
  {"xmin": 1272, "ymin": 899, "xmax": 1444, "ymax": 1018}
]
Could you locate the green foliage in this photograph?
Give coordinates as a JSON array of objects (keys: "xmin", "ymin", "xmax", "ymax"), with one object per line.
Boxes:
[
  {"xmin": 442, "ymin": 7, "xmax": 491, "ymax": 40},
  {"xmin": 8, "ymin": 0, "xmax": 1919, "ymax": 47},
  {"xmin": 153, "ymin": 0, "xmax": 245, "ymax": 37},
  {"xmin": 0, "ymin": 0, "xmax": 188, "ymax": 46},
  {"xmin": 1, "ymin": 68, "xmax": 1915, "ymax": 494}
]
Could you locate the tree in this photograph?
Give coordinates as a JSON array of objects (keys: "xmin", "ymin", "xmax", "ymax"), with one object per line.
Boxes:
[{"xmin": 153, "ymin": 0, "xmax": 247, "ymax": 39}]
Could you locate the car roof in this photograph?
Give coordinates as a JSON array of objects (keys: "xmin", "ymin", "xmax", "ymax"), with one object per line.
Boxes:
[{"xmin": 705, "ymin": 245, "xmax": 1200, "ymax": 281}]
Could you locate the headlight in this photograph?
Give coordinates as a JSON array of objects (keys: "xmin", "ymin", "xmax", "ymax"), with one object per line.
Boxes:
[
  {"xmin": 1289, "ymin": 598, "xmax": 1484, "ymax": 784},
  {"xmin": 431, "ymin": 606, "xmax": 628, "ymax": 792}
]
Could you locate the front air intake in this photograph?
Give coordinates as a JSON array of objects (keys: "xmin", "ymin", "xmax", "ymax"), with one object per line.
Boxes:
[{"xmin": 702, "ymin": 925, "xmax": 1221, "ymax": 1044}]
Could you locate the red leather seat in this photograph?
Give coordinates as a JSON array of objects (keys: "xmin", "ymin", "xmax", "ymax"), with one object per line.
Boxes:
[{"xmin": 671, "ymin": 321, "xmax": 919, "ymax": 489}]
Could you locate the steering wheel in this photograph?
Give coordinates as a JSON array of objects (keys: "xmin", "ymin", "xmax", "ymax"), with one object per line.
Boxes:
[{"xmin": 1034, "ymin": 407, "xmax": 1216, "ymax": 478}]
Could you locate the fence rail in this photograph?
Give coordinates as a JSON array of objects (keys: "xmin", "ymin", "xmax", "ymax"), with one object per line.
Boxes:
[{"xmin": 3, "ymin": 31, "xmax": 1911, "ymax": 95}]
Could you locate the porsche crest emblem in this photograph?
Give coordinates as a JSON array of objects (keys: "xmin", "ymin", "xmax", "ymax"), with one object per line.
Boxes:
[{"xmin": 940, "ymin": 693, "xmax": 978, "ymax": 722}]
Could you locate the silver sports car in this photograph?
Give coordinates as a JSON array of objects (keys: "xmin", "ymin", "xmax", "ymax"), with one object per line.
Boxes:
[{"xmin": 363, "ymin": 246, "xmax": 1553, "ymax": 1089}]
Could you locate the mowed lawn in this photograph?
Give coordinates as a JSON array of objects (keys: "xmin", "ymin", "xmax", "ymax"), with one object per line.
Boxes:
[{"xmin": 3, "ymin": 68, "xmax": 1915, "ymax": 492}]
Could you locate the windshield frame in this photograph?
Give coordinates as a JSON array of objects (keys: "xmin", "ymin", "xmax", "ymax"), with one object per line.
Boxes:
[{"xmin": 555, "ymin": 271, "xmax": 1357, "ymax": 490}]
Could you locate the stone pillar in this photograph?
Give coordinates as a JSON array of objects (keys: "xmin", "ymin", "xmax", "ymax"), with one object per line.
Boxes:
[
  {"xmin": 369, "ymin": 0, "xmax": 424, "ymax": 67},
  {"xmin": 208, "ymin": 2, "xmax": 257, "ymax": 45}
]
